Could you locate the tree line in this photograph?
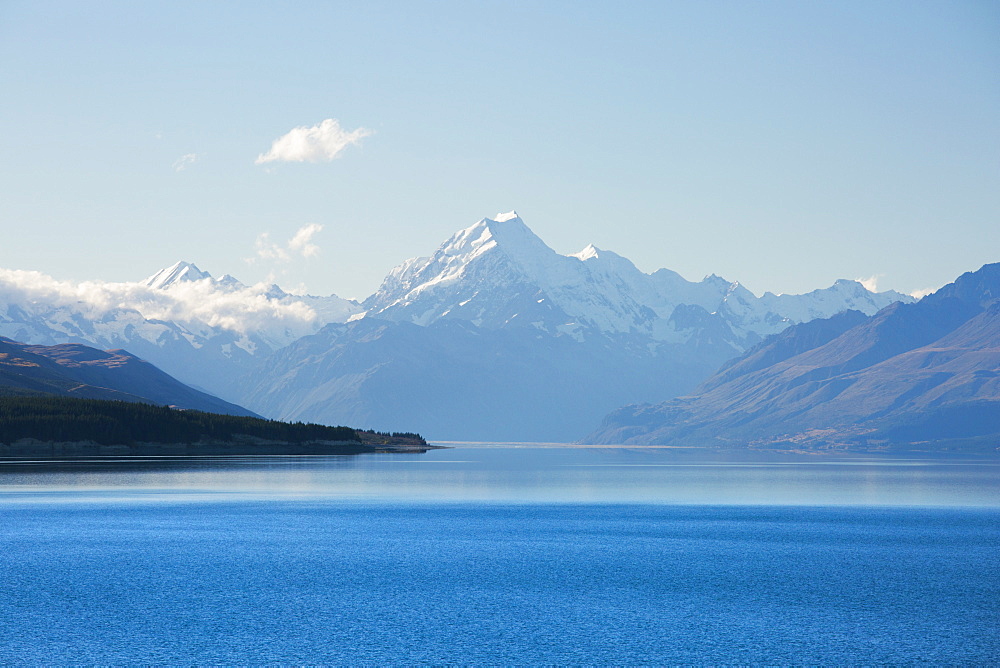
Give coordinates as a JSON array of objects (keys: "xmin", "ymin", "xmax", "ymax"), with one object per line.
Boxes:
[{"xmin": 0, "ymin": 396, "xmax": 362, "ymax": 445}]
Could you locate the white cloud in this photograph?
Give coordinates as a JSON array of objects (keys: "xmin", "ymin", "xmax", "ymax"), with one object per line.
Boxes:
[
  {"xmin": 172, "ymin": 153, "xmax": 198, "ymax": 172},
  {"xmin": 0, "ymin": 268, "xmax": 319, "ymax": 343},
  {"xmin": 288, "ymin": 223, "xmax": 323, "ymax": 258},
  {"xmin": 855, "ymin": 274, "xmax": 881, "ymax": 293},
  {"xmin": 255, "ymin": 118, "xmax": 373, "ymax": 165},
  {"xmin": 253, "ymin": 232, "xmax": 289, "ymax": 262},
  {"xmin": 250, "ymin": 224, "xmax": 324, "ymax": 263},
  {"xmin": 910, "ymin": 287, "xmax": 936, "ymax": 299}
]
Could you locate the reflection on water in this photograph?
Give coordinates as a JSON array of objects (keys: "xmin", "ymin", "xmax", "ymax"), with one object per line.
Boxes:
[{"xmin": 1, "ymin": 444, "xmax": 997, "ymax": 507}]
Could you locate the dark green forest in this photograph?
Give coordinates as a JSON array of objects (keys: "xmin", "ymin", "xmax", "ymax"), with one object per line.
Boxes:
[{"xmin": 0, "ymin": 396, "xmax": 362, "ymax": 445}]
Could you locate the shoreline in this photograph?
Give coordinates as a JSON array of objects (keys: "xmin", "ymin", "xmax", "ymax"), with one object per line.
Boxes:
[{"xmin": 0, "ymin": 438, "xmax": 441, "ymax": 459}]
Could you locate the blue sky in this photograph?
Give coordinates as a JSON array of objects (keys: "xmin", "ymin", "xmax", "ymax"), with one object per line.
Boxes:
[{"xmin": 1, "ymin": 1, "xmax": 997, "ymax": 299}]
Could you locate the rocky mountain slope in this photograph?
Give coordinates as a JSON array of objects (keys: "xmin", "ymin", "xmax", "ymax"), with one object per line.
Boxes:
[
  {"xmin": 585, "ymin": 263, "xmax": 1000, "ymax": 451},
  {"xmin": 0, "ymin": 337, "xmax": 257, "ymax": 416}
]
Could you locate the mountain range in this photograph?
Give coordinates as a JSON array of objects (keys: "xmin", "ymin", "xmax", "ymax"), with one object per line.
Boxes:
[
  {"xmin": 0, "ymin": 260, "xmax": 359, "ymax": 402},
  {"xmin": 0, "ymin": 212, "xmax": 914, "ymax": 441},
  {"xmin": 585, "ymin": 263, "xmax": 1000, "ymax": 451},
  {"xmin": 238, "ymin": 213, "xmax": 911, "ymax": 440}
]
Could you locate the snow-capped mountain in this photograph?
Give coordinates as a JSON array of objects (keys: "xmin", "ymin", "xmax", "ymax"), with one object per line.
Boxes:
[
  {"xmin": 1, "ymin": 212, "xmax": 917, "ymax": 440},
  {"xmin": 141, "ymin": 261, "xmax": 362, "ymax": 347},
  {"xmin": 585, "ymin": 263, "xmax": 1000, "ymax": 450},
  {"xmin": 0, "ymin": 263, "xmax": 360, "ymax": 402},
  {"xmin": 362, "ymin": 212, "xmax": 910, "ymax": 349},
  {"xmin": 143, "ymin": 260, "xmax": 214, "ymax": 289},
  {"xmin": 238, "ymin": 212, "xmax": 914, "ymax": 440}
]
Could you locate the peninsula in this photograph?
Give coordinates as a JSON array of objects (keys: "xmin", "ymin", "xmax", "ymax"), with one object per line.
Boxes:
[{"xmin": 0, "ymin": 396, "xmax": 430, "ymax": 458}]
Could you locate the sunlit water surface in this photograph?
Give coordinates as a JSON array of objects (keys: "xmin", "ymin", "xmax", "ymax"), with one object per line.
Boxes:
[{"xmin": 1, "ymin": 445, "xmax": 998, "ymax": 664}]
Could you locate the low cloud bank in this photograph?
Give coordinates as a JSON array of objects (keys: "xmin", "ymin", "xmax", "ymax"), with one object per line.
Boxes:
[{"xmin": 0, "ymin": 268, "xmax": 320, "ymax": 345}]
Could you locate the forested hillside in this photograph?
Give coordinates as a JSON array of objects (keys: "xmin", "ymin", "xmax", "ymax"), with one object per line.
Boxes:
[
  {"xmin": 0, "ymin": 396, "xmax": 428, "ymax": 456},
  {"xmin": 0, "ymin": 396, "xmax": 357, "ymax": 445}
]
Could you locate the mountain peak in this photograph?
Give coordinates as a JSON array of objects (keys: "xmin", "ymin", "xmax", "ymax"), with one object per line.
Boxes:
[
  {"xmin": 143, "ymin": 261, "xmax": 212, "ymax": 289},
  {"xmin": 493, "ymin": 210, "xmax": 520, "ymax": 223},
  {"xmin": 571, "ymin": 244, "xmax": 601, "ymax": 261},
  {"xmin": 216, "ymin": 274, "xmax": 247, "ymax": 290},
  {"xmin": 440, "ymin": 211, "xmax": 550, "ymax": 262},
  {"xmin": 926, "ymin": 261, "xmax": 1000, "ymax": 309}
]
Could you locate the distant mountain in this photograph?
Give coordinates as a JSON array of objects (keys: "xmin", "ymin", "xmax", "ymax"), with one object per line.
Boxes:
[
  {"xmin": 0, "ymin": 337, "xmax": 258, "ymax": 416},
  {"xmin": 239, "ymin": 212, "xmax": 912, "ymax": 441},
  {"xmin": 363, "ymin": 212, "xmax": 910, "ymax": 346},
  {"xmin": 0, "ymin": 213, "xmax": 917, "ymax": 441},
  {"xmin": 0, "ymin": 261, "xmax": 360, "ymax": 402},
  {"xmin": 585, "ymin": 263, "xmax": 1000, "ymax": 452},
  {"xmin": 239, "ymin": 316, "xmax": 727, "ymax": 442},
  {"xmin": 143, "ymin": 260, "xmax": 214, "ymax": 289}
]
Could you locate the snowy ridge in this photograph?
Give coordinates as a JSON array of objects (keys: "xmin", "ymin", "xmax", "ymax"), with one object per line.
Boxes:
[
  {"xmin": 136, "ymin": 261, "xmax": 362, "ymax": 348},
  {"xmin": 0, "ymin": 264, "xmax": 361, "ymax": 401},
  {"xmin": 143, "ymin": 261, "xmax": 213, "ymax": 289},
  {"xmin": 363, "ymin": 212, "xmax": 913, "ymax": 346}
]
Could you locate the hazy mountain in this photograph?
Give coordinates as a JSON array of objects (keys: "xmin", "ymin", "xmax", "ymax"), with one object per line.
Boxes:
[
  {"xmin": 0, "ymin": 337, "xmax": 258, "ymax": 416},
  {"xmin": 239, "ymin": 212, "xmax": 912, "ymax": 441},
  {"xmin": 238, "ymin": 317, "xmax": 729, "ymax": 442},
  {"xmin": 585, "ymin": 263, "xmax": 1000, "ymax": 451}
]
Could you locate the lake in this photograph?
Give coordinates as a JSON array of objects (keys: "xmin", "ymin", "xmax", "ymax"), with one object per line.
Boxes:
[{"xmin": 1, "ymin": 445, "xmax": 998, "ymax": 664}]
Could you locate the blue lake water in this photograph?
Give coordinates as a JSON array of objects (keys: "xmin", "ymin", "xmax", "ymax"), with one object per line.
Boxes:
[{"xmin": 1, "ymin": 445, "xmax": 998, "ymax": 664}]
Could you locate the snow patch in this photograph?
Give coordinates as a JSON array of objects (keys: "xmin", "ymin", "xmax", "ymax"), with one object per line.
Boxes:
[
  {"xmin": 144, "ymin": 261, "xmax": 212, "ymax": 289},
  {"xmin": 494, "ymin": 210, "xmax": 520, "ymax": 222},
  {"xmin": 571, "ymin": 244, "xmax": 600, "ymax": 261}
]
